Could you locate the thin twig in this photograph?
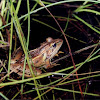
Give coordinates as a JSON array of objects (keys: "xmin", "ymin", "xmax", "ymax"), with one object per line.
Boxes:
[{"xmin": 53, "ymin": 42, "xmax": 100, "ymax": 63}]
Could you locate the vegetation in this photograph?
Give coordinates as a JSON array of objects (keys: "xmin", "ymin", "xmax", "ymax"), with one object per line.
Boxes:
[{"xmin": 0, "ymin": 0, "xmax": 100, "ymax": 99}]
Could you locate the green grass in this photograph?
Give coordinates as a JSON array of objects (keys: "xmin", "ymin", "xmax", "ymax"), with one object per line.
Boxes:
[{"xmin": 0, "ymin": 0, "xmax": 100, "ymax": 99}]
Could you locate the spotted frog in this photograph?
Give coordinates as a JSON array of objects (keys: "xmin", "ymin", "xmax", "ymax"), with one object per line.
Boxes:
[{"xmin": 10, "ymin": 37, "xmax": 63, "ymax": 77}]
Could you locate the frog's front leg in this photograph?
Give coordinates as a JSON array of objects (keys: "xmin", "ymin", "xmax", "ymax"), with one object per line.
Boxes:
[
  {"xmin": 44, "ymin": 60, "xmax": 59, "ymax": 69},
  {"xmin": 44, "ymin": 60, "xmax": 51, "ymax": 69}
]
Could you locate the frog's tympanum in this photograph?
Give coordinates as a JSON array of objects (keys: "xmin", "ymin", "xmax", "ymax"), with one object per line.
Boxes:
[{"xmin": 10, "ymin": 37, "xmax": 63, "ymax": 77}]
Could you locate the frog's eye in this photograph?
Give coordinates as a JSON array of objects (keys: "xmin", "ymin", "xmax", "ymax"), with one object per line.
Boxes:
[{"xmin": 52, "ymin": 43, "xmax": 56, "ymax": 47}]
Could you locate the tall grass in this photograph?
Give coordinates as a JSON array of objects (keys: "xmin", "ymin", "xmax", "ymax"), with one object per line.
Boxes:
[{"xmin": 0, "ymin": 0, "xmax": 100, "ymax": 99}]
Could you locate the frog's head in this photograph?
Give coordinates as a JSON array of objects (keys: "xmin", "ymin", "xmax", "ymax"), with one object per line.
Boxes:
[{"xmin": 45, "ymin": 37, "xmax": 63, "ymax": 59}]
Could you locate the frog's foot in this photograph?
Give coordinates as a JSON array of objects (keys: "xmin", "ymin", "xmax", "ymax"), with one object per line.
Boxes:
[
  {"xmin": 51, "ymin": 63, "xmax": 60, "ymax": 68},
  {"xmin": 45, "ymin": 62, "xmax": 60, "ymax": 69},
  {"xmin": 55, "ymin": 51, "xmax": 64, "ymax": 57}
]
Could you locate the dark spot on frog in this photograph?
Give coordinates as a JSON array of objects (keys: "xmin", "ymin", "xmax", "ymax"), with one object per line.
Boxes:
[
  {"xmin": 19, "ymin": 66, "xmax": 21, "ymax": 69},
  {"xmin": 15, "ymin": 60, "xmax": 18, "ymax": 62},
  {"xmin": 35, "ymin": 60, "xmax": 39, "ymax": 63}
]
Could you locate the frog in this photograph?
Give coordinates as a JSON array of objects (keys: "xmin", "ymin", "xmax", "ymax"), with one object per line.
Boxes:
[{"xmin": 10, "ymin": 37, "xmax": 63, "ymax": 77}]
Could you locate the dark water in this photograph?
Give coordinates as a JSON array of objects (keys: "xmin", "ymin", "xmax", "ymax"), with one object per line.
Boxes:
[{"xmin": 1, "ymin": 1, "xmax": 100, "ymax": 99}]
